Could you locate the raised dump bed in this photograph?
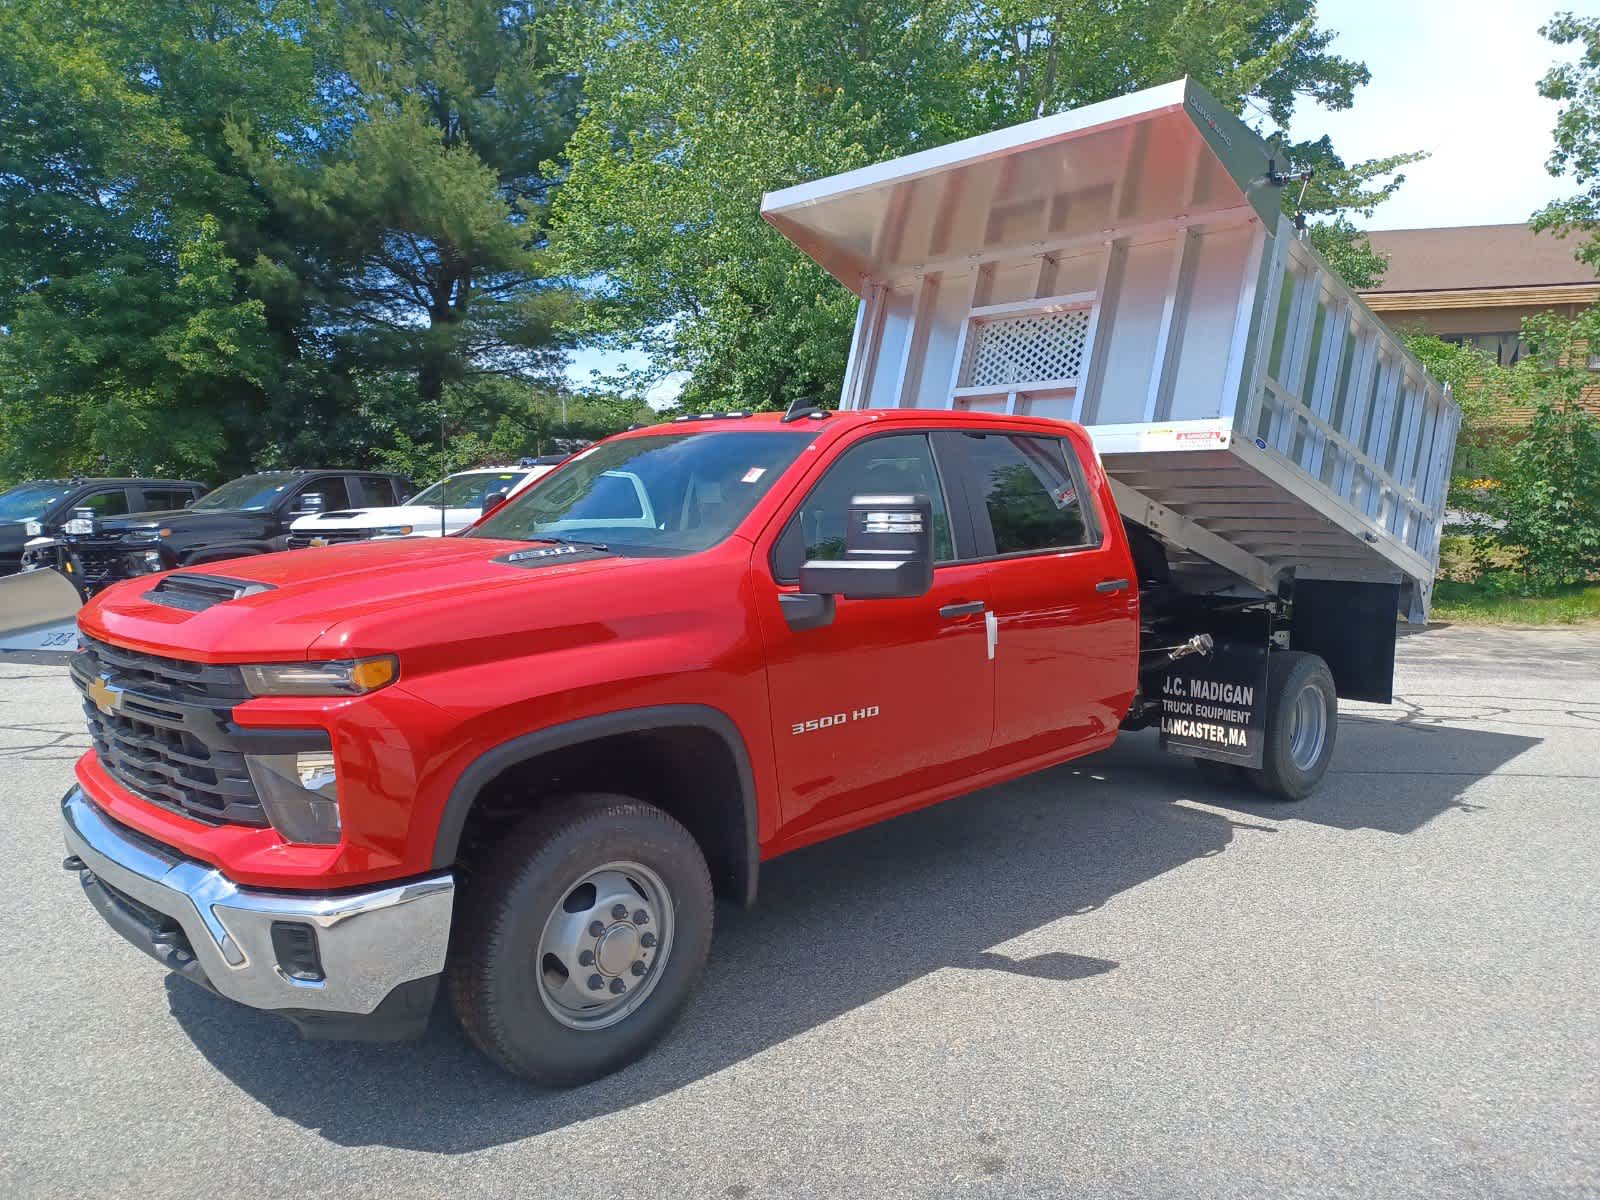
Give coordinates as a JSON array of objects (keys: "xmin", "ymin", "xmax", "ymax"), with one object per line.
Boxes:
[{"xmin": 761, "ymin": 77, "xmax": 1459, "ymax": 620}]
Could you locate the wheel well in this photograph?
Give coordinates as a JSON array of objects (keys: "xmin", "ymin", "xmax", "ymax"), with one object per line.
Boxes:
[{"xmin": 449, "ymin": 723, "xmax": 755, "ymax": 905}]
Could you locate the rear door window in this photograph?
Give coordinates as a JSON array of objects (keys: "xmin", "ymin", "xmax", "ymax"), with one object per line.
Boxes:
[
  {"xmin": 961, "ymin": 433, "xmax": 1093, "ymax": 556},
  {"xmin": 136, "ymin": 486, "xmax": 197, "ymax": 512},
  {"xmin": 353, "ymin": 475, "xmax": 400, "ymax": 506}
]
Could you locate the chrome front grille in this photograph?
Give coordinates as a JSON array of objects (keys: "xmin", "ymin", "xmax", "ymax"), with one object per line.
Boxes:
[
  {"xmin": 285, "ymin": 529, "xmax": 370, "ymax": 549},
  {"xmin": 73, "ymin": 638, "xmax": 268, "ymax": 826}
]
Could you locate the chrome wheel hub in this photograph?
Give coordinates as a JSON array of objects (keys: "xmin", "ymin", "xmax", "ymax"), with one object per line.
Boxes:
[
  {"xmin": 536, "ymin": 861, "xmax": 673, "ymax": 1030},
  {"xmin": 1287, "ymin": 682, "xmax": 1329, "ymax": 772}
]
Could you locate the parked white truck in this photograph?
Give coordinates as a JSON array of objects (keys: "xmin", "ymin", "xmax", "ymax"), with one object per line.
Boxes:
[{"xmin": 286, "ymin": 460, "xmax": 564, "ymax": 547}]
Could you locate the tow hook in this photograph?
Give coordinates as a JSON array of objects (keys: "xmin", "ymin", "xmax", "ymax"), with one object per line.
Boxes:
[
  {"xmin": 1166, "ymin": 633, "xmax": 1214, "ymax": 663},
  {"xmin": 63, "ymin": 855, "xmax": 87, "ymax": 873}
]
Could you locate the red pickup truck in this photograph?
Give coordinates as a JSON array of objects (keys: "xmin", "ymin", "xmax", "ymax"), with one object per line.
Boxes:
[{"xmin": 60, "ymin": 410, "xmax": 1339, "ymax": 1084}]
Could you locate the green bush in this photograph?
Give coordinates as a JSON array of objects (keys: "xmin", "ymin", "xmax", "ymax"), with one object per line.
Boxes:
[{"xmin": 1494, "ymin": 400, "xmax": 1600, "ymax": 589}]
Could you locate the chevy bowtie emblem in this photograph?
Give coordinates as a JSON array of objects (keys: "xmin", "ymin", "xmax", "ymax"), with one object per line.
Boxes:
[{"xmin": 86, "ymin": 674, "xmax": 123, "ymax": 716}]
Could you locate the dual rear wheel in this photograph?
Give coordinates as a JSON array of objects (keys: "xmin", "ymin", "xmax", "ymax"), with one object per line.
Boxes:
[{"xmin": 1194, "ymin": 650, "xmax": 1338, "ymax": 801}]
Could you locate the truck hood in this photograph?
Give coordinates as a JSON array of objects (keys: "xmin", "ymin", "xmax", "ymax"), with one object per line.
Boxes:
[{"xmin": 80, "ymin": 536, "xmax": 647, "ymax": 661}]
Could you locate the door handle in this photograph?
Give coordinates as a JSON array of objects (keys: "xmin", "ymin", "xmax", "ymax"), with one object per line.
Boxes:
[
  {"xmin": 939, "ymin": 600, "xmax": 985, "ymax": 619},
  {"xmin": 1095, "ymin": 578, "xmax": 1130, "ymax": 594}
]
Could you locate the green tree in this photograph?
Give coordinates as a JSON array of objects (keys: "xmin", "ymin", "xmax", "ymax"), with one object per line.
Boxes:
[
  {"xmin": 1408, "ymin": 315, "xmax": 1600, "ymax": 590},
  {"xmin": 370, "ymin": 379, "xmax": 656, "ymax": 483},
  {"xmin": 1534, "ymin": 11, "xmax": 1600, "ymax": 265},
  {"xmin": 232, "ymin": 0, "xmax": 581, "ymax": 413},
  {"xmin": 0, "ymin": 0, "xmax": 322, "ymax": 482},
  {"xmin": 1, "ymin": 0, "xmax": 585, "ymax": 486},
  {"xmin": 552, "ymin": 0, "xmax": 1417, "ymax": 413}
]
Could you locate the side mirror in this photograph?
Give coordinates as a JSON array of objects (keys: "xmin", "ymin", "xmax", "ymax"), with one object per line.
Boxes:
[
  {"xmin": 294, "ymin": 492, "xmax": 326, "ymax": 515},
  {"xmin": 482, "ymin": 489, "xmax": 510, "ymax": 515},
  {"xmin": 797, "ymin": 493, "xmax": 935, "ymax": 601},
  {"xmin": 184, "ymin": 498, "xmax": 195, "ymax": 508}
]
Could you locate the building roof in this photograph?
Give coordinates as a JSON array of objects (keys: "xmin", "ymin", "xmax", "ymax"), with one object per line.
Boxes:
[{"xmin": 1361, "ymin": 223, "xmax": 1600, "ymax": 294}]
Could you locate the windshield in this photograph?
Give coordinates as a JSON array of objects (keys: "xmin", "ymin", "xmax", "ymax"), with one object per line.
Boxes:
[
  {"xmin": 191, "ymin": 472, "xmax": 299, "ymax": 512},
  {"xmin": 0, "ymin": 481, "xmax": 70, "ymax": 523},
  {"xmin": 470, "ymin": 430, "xmax": 811, "ymax": 555},
  {"xmin": 411, "ymin": 470, "xmax": 531, "ymax": 509}
]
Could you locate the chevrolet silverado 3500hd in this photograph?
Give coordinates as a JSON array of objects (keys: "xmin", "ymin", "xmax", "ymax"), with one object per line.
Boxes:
[
  {"xmin": 58, "ymin": 79, "xmax": 1457, "ymax": 1085},
  {"xmin": 66, "ymin": 409, "xmax": 1347, "ymax": 1084}
]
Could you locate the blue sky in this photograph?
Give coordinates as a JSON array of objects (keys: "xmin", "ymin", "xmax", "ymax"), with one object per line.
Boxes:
[{"xmin": 565, "ymin": 0, "xmax": 1600, "ymax": 395}]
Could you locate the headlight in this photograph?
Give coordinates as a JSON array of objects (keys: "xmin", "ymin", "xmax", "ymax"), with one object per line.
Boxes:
[
  {"xmin": 240, "ymin": 654, "xmax": 399, "ymax": 696},
  {"xmin": 24, "ymin": 520, "xmax": 41, "ymax": 537},
  {"xmin": 375, "ymin": 525, "xmax": 414, "ymax": 537},
  {"xmin": 246, "ymin": 747, "xmax": 342, "ymax": 844}
]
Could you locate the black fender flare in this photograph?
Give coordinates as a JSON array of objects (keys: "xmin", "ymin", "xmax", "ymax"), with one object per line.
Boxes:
[{"xmin": 430, "ymin": 704, "xmax": 761, "ymax": 905}]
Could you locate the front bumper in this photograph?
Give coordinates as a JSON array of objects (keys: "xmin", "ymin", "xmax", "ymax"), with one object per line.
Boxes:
[{"xmin": 61, "ymin": 786, "xmax": 454, "ymax": 1037}]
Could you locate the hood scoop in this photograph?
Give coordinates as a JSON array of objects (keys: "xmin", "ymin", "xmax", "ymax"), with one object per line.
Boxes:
[{"xmin": 144, "ymin": 573, "xmax": 276, "ymax": 613}]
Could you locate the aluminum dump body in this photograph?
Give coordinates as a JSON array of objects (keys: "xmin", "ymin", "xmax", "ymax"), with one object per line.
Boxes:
[{"xmin": 761, "ymin": 78, "xmax": 1460, "ymax": 619}]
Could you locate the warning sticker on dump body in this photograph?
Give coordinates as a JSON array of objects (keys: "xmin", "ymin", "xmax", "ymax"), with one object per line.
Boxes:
[{"xmin": 1158, "ymin": 641, "xmax": 1268, "ymax": 768}]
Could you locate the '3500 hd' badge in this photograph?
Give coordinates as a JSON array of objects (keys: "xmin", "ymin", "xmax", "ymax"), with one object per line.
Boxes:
[{"xmin": 791, "ymin": 706, "xmax": 879, "ymax": 735}]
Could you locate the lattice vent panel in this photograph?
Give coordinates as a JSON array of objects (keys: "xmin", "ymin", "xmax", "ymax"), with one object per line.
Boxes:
[{"xmin": 961, "ymin": 307, "xmax": 1090, "ymax": 389}]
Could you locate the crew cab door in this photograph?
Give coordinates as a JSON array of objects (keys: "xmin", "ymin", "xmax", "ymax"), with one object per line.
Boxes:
[
  {"xmin": 753, "ymin": 430, "xmax": 994, "ymax": 841},
  {"xmin": 946, "ymin": 428, "xmax": 1138, "ymax": 758}
]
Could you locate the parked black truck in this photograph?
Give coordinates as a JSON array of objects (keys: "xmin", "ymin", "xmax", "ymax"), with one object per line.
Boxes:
[
  {"xmin": 58, "ymin": 468, "xmax": 413, "ymax": 595},
  {"xmin": 0, "ymin": 478, "xmax": 208, "ymax": 576}
]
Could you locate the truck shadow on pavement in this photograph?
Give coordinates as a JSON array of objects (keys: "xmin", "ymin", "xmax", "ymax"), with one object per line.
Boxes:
[{"xmin": 166, "ymin": 712, "xmax": 1538, "ymax": 1151}]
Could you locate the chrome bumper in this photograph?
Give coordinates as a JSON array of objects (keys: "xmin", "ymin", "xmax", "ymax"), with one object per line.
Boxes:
[{"xmin": 61, "ymin": 787, "xmax": 454, "ymax": 1016}]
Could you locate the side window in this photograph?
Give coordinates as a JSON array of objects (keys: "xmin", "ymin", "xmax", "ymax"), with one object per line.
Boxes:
[
  {"xmin": 964, "ymin": 434, "xmax": 1091, "ymax": 555},
  {"xmin": 295, "ymin": 477, "xmax": 351, "ymax": 512},
  {"xmin": 353, "ymin": 476, "xmax": 397, "ymax": 506},
  {"xmin": 773, "ymin": 433, "xmax": 953, "ymax": 581},
  {"xmin": 77, "ymin": 488, "xmax": 131, "ymax": 517},
  {"xmin": 137, "ymin": 487, "xmax": 193, "ymax": 511}
]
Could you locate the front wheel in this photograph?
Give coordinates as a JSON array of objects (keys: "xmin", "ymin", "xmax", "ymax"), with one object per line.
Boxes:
[
  {"xmin": 447, "ymin": 794, "xmax": 714, "ymax": 1086},
  {"xmin": 1248, "ymin": 651, "xmax": 1338, "ymax": 801}
]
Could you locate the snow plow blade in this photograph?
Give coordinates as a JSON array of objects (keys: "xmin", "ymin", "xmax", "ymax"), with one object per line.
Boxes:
[{"xmin": 0, "ymin": 569, "xmax": 83, "ymax": 656}]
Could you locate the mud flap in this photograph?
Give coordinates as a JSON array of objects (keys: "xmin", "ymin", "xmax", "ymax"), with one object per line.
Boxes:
[
  {"xmin": 0, "ymin": 568, "xmax": 83, "ymax": 655},
  {"xmin": 1157, "ymin": 640, "xmax": 1268, "ymax": 769}
]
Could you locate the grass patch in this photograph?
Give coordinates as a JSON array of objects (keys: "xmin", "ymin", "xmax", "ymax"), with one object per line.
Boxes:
[{"xmin": 1432, "ymin": 577, "xmax": 1600, "ymax": 625}]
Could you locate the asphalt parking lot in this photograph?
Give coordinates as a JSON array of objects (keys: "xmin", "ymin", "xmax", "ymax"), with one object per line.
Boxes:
[{"xmin": 2, "ymin": 624, "xmax": 1597, "ymax": 1199}]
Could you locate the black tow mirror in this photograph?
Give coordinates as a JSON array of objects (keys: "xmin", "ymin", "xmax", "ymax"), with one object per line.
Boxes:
[{"xmin": 798, "ymin": 493, "xmax": 935, "ymax": 600}]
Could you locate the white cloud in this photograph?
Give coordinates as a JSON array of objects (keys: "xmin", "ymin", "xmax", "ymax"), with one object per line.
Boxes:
[{"xmin": 1298, "ymin": 0, "xmax": 1596, "ymax": 230}]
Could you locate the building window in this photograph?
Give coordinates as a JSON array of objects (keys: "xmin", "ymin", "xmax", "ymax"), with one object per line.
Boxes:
[{"xmin": 1440, "ymin": 332, "xmax": 1524, "ymax": 367}]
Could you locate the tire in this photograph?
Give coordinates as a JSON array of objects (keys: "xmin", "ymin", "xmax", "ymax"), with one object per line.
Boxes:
[
  {"xmin": 1247, "ymin": 651, "xmax": 1337, "ymax": 801},
  {"xmin": 447, "ymin": 793, "xmax": 714, "ymax": 1086}
]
